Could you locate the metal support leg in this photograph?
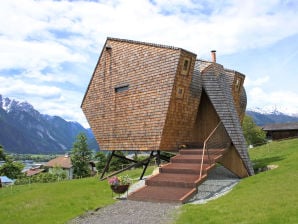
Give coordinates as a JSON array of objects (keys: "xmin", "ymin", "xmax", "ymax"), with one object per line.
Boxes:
[
  {"xmin": 100, "ymin": 150, "xmax": 172, "ymax": 181},
  {"xmin": 156, "ymin": 150, "xmax": 161, "ymax": 166},
  {"xmin": 100, "ymin": 150, "xmax": 115, "ymax": 180},
  {"xmin": 139, "ymin": 151, "xmax": 154, "ymax": 180}
]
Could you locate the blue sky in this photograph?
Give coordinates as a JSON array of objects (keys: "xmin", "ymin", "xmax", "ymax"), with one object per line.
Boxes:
[{"xmin": 0, "ymin": 0, "xmax": 298, "ymax": 127}]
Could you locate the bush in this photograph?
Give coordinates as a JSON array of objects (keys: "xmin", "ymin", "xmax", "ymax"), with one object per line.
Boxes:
[
  {"xmin": 243, "ymin": 115, "xmax": 266, "ymax": 146},
  {"xmin": 15, "ymin": 172, "xmax": 67, "ymax": 185}
]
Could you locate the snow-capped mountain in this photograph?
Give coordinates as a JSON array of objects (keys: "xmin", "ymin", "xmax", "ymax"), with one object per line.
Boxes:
[
  {"xmin": 248, "ymin": 106, "xmax": 298, "ymax": 117},
  {"xmin": 0, "ymin": 95, "xmax": 99, "ymax": 154},
  {"xmin": 1, "ymin": 96, "xmax": 34, "ymax": 113},
  {"xmin": 246, "ymin": 108, "xmax": 298, "ymax": 126}
]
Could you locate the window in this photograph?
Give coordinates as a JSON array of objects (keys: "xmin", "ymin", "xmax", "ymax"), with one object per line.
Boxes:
[
  {"xmin": 176, "ymin": 86, "xmax": 185, "ymax": 99},
  {"xmin": 181, "ymin": 58, "xmax": 191, "ymax": 75},
  {"xmin": 235, "ymin": 77, "xmax": 242, "ymax": 91},
  {"xmin": 183, "ymin": 60, "xmax": 189, "ymax": 71},
  {"xmin": 115, "ymin": 85, "xmax": 129, "ymax": 93}
]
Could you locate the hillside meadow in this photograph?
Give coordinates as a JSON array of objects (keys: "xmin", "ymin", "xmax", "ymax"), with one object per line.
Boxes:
[
  {"xmin": 0, "ymin": 139, "xmax": 298, "ymax": 223},
  {"xmin": 0, "ymin": 167, "xmax": 153, "ymax": 224}
]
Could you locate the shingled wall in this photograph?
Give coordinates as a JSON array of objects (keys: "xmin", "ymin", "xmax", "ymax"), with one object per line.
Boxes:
[
  {"xmin": 159, "ymin": 50, "xmax": 202, "ymax": 150},
  {"xmin": 201, "ymin": 63, "xmax": 254, "ymax": 175},
  {"xmin": 82, "ymin": 38, "xmax": 181, "ymax": 150},
  {"xmin": 82, "ymin": 37, "xmax": 254, "ymax": 175}
]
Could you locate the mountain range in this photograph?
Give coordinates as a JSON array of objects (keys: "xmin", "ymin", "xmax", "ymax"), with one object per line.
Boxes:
[
  {"xmin": 246, "ymin": 109, "xmax": 298, "ymax": 126},
  {"xmin": 1, "ymin": 95, "xmax": 298, "ymax": 154},
  {"xmin": 0, "ymin": 95, "xmax": 99, "ymax": 154}
]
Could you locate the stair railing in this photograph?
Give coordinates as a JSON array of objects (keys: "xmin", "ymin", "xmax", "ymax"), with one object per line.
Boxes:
[{"xmin": 199, "ymin": 121, "xmax": 225, "ymax": 179}]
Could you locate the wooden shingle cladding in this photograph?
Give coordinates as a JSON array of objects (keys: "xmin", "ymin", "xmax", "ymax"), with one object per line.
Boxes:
[
  {"xmin": 224, "ymin": 69, "xmax": 246, "ymax": 123},
  {"xmin": 82, "ymin": 38, "xmax": 181, "ymax": 150},
  {"xmin": 239, "ymin": 88, "xmax": 247, "ymax": 123},
  {"xmin": 159, "ymin": 50, "xmax": 201, "ymax": 149},
  {"xmin": 82, "ymin": 37, "xmax": 254, "ymax": 176},
  {"xmin": 201, "ymin": 63, "xmax": 254, "ymax": 175}
]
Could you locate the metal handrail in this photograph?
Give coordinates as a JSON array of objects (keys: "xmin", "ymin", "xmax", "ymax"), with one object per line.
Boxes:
[{"xmin": 199, "ymin": 121, "xmax": 223, "ymax": 179}]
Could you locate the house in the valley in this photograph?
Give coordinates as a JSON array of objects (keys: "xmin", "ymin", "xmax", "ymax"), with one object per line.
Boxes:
[
  {"xmin": 44, "ymin": 155, "xmax": 73, "ymax": 179},
  {"xmin": 25, "ymin": 167, "xmax": 45, "ymax": 177},
  {"xmin": 81, "ymin": 37, "xmax": 254, "ymax": 203},
  {"xmin": 262, "ymin": 122, "xmax": 298, "ymax": 140}
]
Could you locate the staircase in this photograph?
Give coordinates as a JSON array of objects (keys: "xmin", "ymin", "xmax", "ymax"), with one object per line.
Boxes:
[{"xmin": 128, "ymin": 147, "xmax": 228, "ymax": 203}]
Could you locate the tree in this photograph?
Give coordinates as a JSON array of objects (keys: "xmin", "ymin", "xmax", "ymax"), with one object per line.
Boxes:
[
  {"xmin": 0, "ymin": 145, "xmax": 24, "ymax": 179},
  {"xmin": 70, "ymin": 133, "xmax": 93, "ymax": 178},
  {"xmin": 109, "ymin": 151, "xmax": 130, "ymax": 171},
  {"xmin": 242, "ymin": 115, "xmax": 266, "ymax": 146},
  {"xmin": 94, "ymin": 151, "xmax": 107, "ymax": 172},
  {"xmin": 0, "ymin": 145, "xmax": 6, "ymax": 161}
]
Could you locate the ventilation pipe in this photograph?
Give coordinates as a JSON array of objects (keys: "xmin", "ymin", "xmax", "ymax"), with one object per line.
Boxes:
[{"xmin": 211, "ymin": 50, "xmax": 216, "ymax": 63}]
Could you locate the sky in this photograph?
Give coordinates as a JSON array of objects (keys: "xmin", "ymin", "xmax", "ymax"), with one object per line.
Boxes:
[{"xmin": 0, "ymin": 0, "xmax": 298, "ymax": 128}]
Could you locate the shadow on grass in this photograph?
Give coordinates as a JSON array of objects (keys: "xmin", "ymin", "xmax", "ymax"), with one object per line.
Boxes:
[{"xmin": 252, "ymin": 156, "xmax": 284, "ymax": 173}]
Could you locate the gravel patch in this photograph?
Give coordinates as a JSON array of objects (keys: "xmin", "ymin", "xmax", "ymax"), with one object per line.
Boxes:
[
  {"xmin": 68, "ymin": 166, "xmax": 239, "ymax": 224},
  {"xmin": 69, "ymin": 200, "xmax": 180, "ymax": 224},
  {"xmin": 188, "ymin": 166, "xmax": 240, "ymax": 204}
]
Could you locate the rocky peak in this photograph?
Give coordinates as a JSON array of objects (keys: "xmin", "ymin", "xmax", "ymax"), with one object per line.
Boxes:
[{"xmin": 0, "ymin": 95, "xmax": 38, "ymax": 116}]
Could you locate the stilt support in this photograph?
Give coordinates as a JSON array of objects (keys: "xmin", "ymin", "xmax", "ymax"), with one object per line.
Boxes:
[{"xmin": 100, "ymin": 150, "xmax": 172, "ymax": 181}]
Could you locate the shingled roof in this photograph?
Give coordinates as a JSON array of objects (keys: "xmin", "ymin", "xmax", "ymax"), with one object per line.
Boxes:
[
  {"xmin": 263, "ymin": 122, "xmax": 298, "ymax": 131},
  {"xmin": 25, "ymin": 168, "xmax": 45, "ymax": 176},
  {"xmin": 45, "ymin": 155, "xmax": 72, "ymax": 169},
  {"xmin": 199, "ymin": 63, "xmax": 254, "ymax": 175}
]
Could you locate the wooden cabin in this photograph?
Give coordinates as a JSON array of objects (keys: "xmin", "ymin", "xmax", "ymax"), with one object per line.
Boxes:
[
  {"xmin": 81, "ymin": 38, "xmax": 254, "ymax": 203},
  {"xmin": 263, "ymin": 122, "xmax": 298, "ymax": 140}
]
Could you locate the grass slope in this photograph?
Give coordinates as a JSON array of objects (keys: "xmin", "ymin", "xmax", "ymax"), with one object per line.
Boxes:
[
  {"xmin": 175, "ymin": 139, "xmax": 298, "ymax": 224},
  {"xmin": 0, "ymin": 167, "xmax": 154, "ymax": 224}
]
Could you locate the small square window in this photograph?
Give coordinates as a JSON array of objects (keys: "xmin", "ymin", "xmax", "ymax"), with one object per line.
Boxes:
[
  {"xmin": 181, "ymin": 58, "xmax": 191, "ymax": 75},
  {"xmin": 183, "ymin": 60, "xmax": 189, "ymax": 71},
  {"xmin": 115, "ymin": 85, "xmax": 129, "ymax": 93},
  {"xmin": 235, "ymin": 78, "xmax": 241, "ymax": 91},
  {"xmin": 176, "ymin": 86, "xmax": 185, "ymax": 99}
]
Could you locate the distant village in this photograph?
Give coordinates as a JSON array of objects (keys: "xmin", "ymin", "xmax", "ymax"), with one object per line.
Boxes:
[{"xmin": 0, "ymin": 154, "xmax": 94, "ymax": 187}]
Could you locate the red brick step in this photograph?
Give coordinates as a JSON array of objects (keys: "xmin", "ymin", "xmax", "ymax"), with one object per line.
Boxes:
[
  {"xmin": 170, "ymin": 154, "xmax": 214, "ymax": 163},
  {"xmin": 160, "ymin": 162, "xmax": 215, "ymax": 174},
  {"xmin": 128, "ymin": 185, "xmax": 197, "ymax": 203},
  {"xmin": 179, "ymin": 148, "xmax": 226, "ymax": 155},
  {"xmin": 128, "ymin": 148, "xmax": 226, "ymax": 203},
  {"xmin": 146, "ymin": 173, "xmax": 207, "ymax": 188}
]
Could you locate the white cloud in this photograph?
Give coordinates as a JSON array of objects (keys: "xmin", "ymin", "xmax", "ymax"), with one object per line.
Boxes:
[
  {"xmin": 245, "ymin": 76, "xmax": 270, "ymax": 87},
  {"xmin": 0, "ymin": 76, "xmax": 61, "ymax": 98},
  {"xmin": 0, "ymin": 38, "xmax": 85, "ymax": 71},
  {"xmin": 0, "ymin": 0, "xmax": 298, "ymax": 127},
  {"xmin": 2, "ymin": 0, "xmax": 297, "ymax": 56}
]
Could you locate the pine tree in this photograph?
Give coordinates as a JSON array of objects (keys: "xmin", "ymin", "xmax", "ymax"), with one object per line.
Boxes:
[
  {"xmin": 0, "ymin": 145, "xmax": 6, "ymax": 161},
  {"xmin": 70, "ymin": 133, "xmax": 93, "ymax": 178}
]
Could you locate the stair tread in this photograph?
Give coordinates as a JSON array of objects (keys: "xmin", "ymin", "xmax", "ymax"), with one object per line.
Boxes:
[
  {"xmin": 128, "ymin": 185, "xmax": 196, "ymax": 203},
  {"xmin": 162, "ymin": 163, "xmax": 209, "ymax": 169},
  {"xmin": 180, "ymin": 148, "xmax": 226, "ymax": 155},
  {"xmin": 148, "ymin": 173, "xmax": 200, "ymax": 183},
  {"xmin": 172, "ymin": 154, "xmax": 213, "ymax": 159}
]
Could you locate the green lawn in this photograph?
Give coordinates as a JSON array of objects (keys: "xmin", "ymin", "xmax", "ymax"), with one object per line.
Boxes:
[
  {"xmin": 2, "ymin": 140, "xmax": 298, "ymax": 224},
  {"xmin": 0, "ymin": 166, "xmax": 154, "ymax": 224},
  {"xmin": 175, "ymin": 139, "xmax": 298, "ymax": 224}
]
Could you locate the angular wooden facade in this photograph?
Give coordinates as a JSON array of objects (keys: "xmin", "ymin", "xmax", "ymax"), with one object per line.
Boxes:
[{"xmin": 81, "ymin": 37, "xmax": 254, "ymax": 176}]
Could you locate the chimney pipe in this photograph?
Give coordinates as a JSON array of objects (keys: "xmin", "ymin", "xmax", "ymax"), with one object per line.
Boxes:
[{"xmin": 211, "ymin": 50, "xmax": 216, "ymax": 63}]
